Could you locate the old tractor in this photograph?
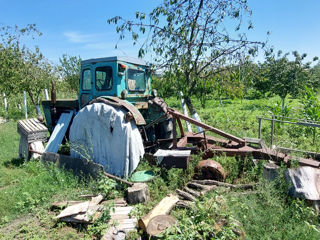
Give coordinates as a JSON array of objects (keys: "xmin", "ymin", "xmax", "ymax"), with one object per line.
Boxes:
[
  {"xmin": 42, "ymin": 56, "xmax": 173, "ymax": 177},
  {"xmin": 43, "ymin": 56, "xmax": 172, "ymax": 140},
  {"xmin": 39, "ymin": 56, "xmax": 320, "ymax": 179}
]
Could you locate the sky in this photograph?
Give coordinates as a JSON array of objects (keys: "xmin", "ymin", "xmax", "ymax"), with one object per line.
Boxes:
[{"xmin": 1, "ymin": 0, "xmax": 320, "ymax": 64}]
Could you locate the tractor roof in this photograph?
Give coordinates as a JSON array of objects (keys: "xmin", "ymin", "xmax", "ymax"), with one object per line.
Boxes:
[{"xmin": 81, "ymin": 56, "xmax": 147, "ymax": 66}]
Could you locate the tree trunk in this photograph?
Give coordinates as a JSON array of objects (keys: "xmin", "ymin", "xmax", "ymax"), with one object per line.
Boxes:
[
  {"xmin": 27, "ymin": 90, "xmax": 42, "ymax": 117},
  {"xmin": 185, "ymin": 96, "xmax": 196, "ymax": 116},
  {"xmin": 281, "ymin": 97, "xmax": 285, "ymax": 111},
  {"xmin": 35, "ymin": 104, "xmax": 42, "ymax": 117}
]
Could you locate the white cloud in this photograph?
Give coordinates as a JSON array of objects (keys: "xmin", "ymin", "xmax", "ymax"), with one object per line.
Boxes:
[
  {"xmin": 64, "ymin": 31, "xmax": 99, "ymax": 43},
  {"xmin": 63, "ymin": 31, "xmax": 141, "ymax": 59}
]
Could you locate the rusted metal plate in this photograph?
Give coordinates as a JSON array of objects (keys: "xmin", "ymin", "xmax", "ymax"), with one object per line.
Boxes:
[
  {"xmin": 201, "ymin": 144, "xmax": 320, "ymax": 169},
  {"xmin": 104, "ymin": 96, "xmax": 146, "ymax": 125},
  {"xmin": 135, "ymin": 101, "xmax": 148, "ymax": 109},
  {"xmin": 195, "ymin": 160, "xmax": 226, "ymax": 181}
]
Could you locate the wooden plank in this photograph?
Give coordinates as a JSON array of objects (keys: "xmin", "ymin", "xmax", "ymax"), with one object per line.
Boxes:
[
  {"xmin": 110, "ymin": 206, "xmax": 133, "ymax": 216},
  {"xmin": 29, "ymin": 118, "xmax": 45, "ymax": 131},
  {"xmin": 51, "ymin": 201, "xmax": 83, "ymax": 210},
  {"xmin": 23, "ymin": 120, "xmax": 37, "ymax": 132},
  {"xmin": 56, "ymin": 201, "xmax": 89, "ymax": 219},
  {"xmin": 45, "ymin": 111, "xmax": 73, "ymax": 153},
  {"xmin": 18, "ymin": 120, "xmax": 32, "ymax": 133},
  {"xmin": 34, "ymin": 118, "xmax": 48, "ymax": 131},
  {"xmin": 56, "ymin": 194, "xmax": 104, "ymax": 223},
  {"xmin": 27, "ymin": 119, "xmax": 40, "ymax": 131},
  {"xmin": 110, "ymin": 214, "xmax": 132, "ymax": 220}
]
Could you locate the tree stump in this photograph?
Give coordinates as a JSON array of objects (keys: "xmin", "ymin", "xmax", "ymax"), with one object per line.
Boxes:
[
  {"xmin": 263, "ymin": 162, "xmax": 280, "ymax": 181},
  {"xmin": 127, "ymin": 183, "xmax": 150, "ymax": 204},
  {"xmin": 146, "ymin": 215, "xmax": 177, "ymax": 236}
]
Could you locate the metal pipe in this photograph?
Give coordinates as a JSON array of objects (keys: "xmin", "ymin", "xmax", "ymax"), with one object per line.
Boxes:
[
  {"xmin": 168, "ymin": 108, "xmax": 245, "ymax": 145},
  {"xmin": 256, "ymin": 117, "xmax": 320, "ymax": 128}
]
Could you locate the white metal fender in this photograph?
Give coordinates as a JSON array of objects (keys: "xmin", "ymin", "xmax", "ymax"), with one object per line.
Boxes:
[{"xmin": 69, "ymin": 103, "xmax": 144, "ymax": 178}]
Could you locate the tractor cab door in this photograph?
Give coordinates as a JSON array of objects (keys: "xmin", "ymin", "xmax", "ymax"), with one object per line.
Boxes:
[
  {"xmin": 79, "ymin": 65, "xmax": 93, "ymax": 108},
  {"xmin": 93, "ymin": 62, "xmax": 115, "ymax": 98}
]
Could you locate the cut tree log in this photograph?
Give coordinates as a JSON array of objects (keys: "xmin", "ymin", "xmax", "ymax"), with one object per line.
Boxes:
[
  {"xmin": 127, "ymin": 183, "xmax": 150, "ymax": 204},
  {"xmin": 175, "ymin": 200, "xmax": 192, "ymax": 209},
  {"xmin": 146, "ymin": 215, "xmax": 177, "ymax": 236},
  {"xmin": 191, "ymin": 180, "xmax": 255, "ymax": 190},
  {"xmin": 138, "ymin": 194, "xmax": 179, "ymax": 232},
  {"xmin": 183, "ymin": 186, "xmax": 201, "ymax": 198},
  {"xmin": 176, "ymin": 189, "xmax": 196, "ymax": 202},
  {"xmin": 187, "ymin": 182, "xmax": 210, "ymax": 190}
]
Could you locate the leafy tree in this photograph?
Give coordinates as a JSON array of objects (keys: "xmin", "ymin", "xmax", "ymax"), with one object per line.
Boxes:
[
  {"xmin": 0, "ymin": 24, "xmax": 53, "ymax": 115},
  {"xmin": 302, "ymin": 86, "xmax": 320, "ymax": 144},
  {"xmin": 58, "ymin": 54, "xmax": 81, "ymax": 93},
  {"xmin": 210, "ymin": 69, "xmax": 244, "ymax": 107},
  {"xmin": 310, "ymin": 61, "xmax": 320, "ymax": 90},
  {"xmin": 108, "ymin": 0, "xmax": 263, "ymax": 115},
  {"xmin": 18, "ymin": 48, "xmax": 53, "ymax": 115},
  {"xmin": 263, "ymin": 50, "xmax": 317, "ymax": 109}
]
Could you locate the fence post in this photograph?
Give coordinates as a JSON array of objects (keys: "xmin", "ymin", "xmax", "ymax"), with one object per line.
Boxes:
[
  {"xmin": 3, "ymin": 93, "xmax": 7, "ymax": 113},
  {"xmin": 258, "ymin": 117, "xmax": 262, "ymax": 139},
  {"xmin": 271, "ymin": 115, "xmax": 275, "ymax": 146},
  {"xmin": 44, "ymin": 89, "xmax": 49, "ymax": 100},
  {"xmin": 23, "ymin": 91, "xmax": 28, "ymax": 119}
]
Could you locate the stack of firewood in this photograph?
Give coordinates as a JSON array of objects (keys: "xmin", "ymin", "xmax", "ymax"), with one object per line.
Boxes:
[{"xmin": 138, "ymin": 179, "xmax": 255, "ymax": 237}]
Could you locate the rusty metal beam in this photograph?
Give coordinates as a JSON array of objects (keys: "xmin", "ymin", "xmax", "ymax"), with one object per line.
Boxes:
[
  {"xmin": 167, "ymin": 108, "xmax": 246, "ymax": 145},
  {"xmin": 172, "ymin": 117, "xmax": 177, "ymax": 149},
  {"xmin": 176, "ymin": 117, "xmax": 185, "ymax": 137},
  {"xmin": 202, "ymin": 145, "xmax": 320, "ymax": 168}
]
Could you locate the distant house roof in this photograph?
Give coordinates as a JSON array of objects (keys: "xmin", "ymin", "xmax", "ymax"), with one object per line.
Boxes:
[{"xmin": 81, "ymin": 56, "xmax": 147, "ymax": 66}]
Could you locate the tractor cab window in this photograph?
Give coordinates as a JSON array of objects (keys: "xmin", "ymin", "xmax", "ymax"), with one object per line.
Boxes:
[
  {"xmin": 82, "ymin": 69, "xmax": 92, "ymax": 90},
  {"xmin": 96, "ymin": 66, "xmax": 113, "ymax": 91},
  {"xmin": 127, "ymin": 69, "xmax": 145, "ymax": 92}
]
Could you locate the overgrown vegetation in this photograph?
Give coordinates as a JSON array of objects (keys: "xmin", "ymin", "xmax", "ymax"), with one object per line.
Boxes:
[
  {"xmin": 1, "ymin": 0, "xmax": 320, "ymax": 238},
  {"xmin": 2, "ymin": 96, "xmax": 320, "ymax": 239}
]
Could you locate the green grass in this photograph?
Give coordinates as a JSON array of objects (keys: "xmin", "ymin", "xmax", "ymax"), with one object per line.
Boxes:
[
  {"xmin": 166, "ymin": 95, "xmax": 320, "ymax": 152},
  {"xmin": 0, "ymin": 121, "xmax": 110, "ymax": 239},
  {"xmin": 1, "ymin": 96, "xmax": 320, "ymax": 239}
]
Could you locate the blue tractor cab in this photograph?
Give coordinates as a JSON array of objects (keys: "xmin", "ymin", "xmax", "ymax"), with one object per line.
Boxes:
[
  {"xmin": 42, "ymin": 56, "xmax": 172, "ymax": 147},
  {"xmin": 79, "ymin": 56, "xmax": 152, "ymax": 109}
]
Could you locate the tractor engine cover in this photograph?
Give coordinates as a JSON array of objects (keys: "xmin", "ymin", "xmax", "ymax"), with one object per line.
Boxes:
[{"xmin": 69, "ymin": 102, "xmax": 144, "ymax": 178}]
